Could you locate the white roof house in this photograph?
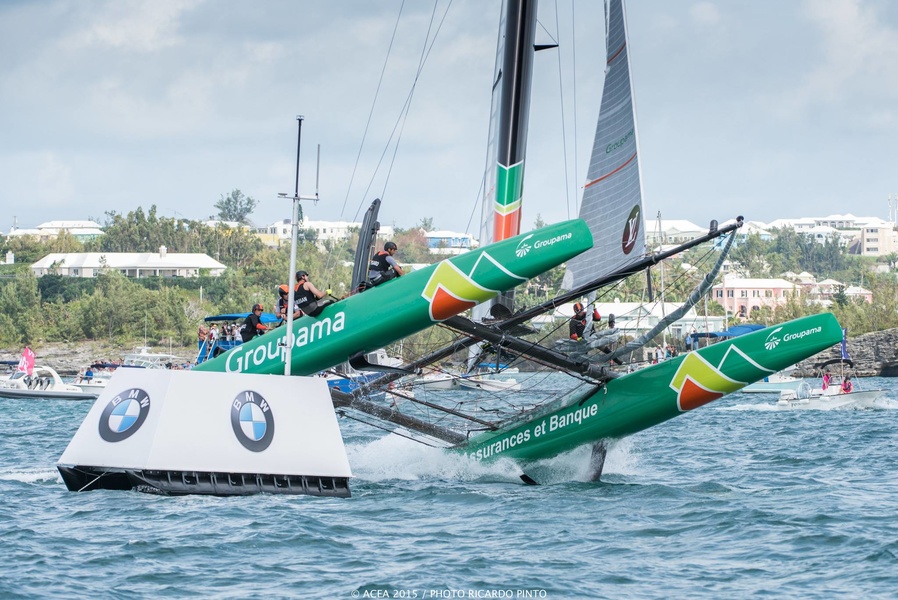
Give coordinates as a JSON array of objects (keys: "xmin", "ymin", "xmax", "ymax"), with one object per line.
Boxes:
[
  {"xmin": 424, "ymin": 230, "xmax": 479, "ymax": 255},
  {"xmin": 7, "ymin": 220, "xmax": 104, "ymax": 242},
  {"xmin": 255, "ymin": 218, "xmax": 395, "ymax": 249},
  {"xmin": 645, "ymin": 220, "xmax": 706, "ymax": 248},
  {"xmin": 31, "ymin": 247, "xmax": 227, "ymax": 278}
]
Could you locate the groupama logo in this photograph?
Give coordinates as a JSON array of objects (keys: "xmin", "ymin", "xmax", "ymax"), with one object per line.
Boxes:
[
  {"xmin": 515, "ymin": 234, "xmax": 534, "ymax": 258},
  {"xmin": 764, "ymin": 327, "xmax": 784, "ymax": 350}
]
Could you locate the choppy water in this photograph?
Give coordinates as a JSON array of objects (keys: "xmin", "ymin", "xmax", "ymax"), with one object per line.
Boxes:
[{"xmin": 2, "ymin": 379, "xmax": 898, "ymax": 599}]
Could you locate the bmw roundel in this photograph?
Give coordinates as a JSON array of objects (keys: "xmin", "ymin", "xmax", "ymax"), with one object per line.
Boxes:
[
  {"xmin": 98, "ymin": 388, "xmax": 151, "ymax": 442},
  {"xmin": 230, "ymin": 390, "xmax": 275, "ymax": 452}
]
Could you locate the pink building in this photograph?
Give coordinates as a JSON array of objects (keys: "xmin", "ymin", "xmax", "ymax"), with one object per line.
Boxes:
[{"xmin": 712, "ymin": 276, "xmax": 801, "ymax": 318}]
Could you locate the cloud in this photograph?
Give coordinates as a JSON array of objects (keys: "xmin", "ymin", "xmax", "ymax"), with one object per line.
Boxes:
[
  {"xmin": 689, "ymin": 2, "xmax": 722, "ymax": 27},
  {"xmin": 772, "ymin": 0, "xmax": 898, "ymax": 125},
  {"xmin": 60, "ymin": 0, "xmax": 200, "ymax": 53}
]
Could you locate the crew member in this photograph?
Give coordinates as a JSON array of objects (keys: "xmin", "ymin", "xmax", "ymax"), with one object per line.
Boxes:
[
  {"xmin": 276, "ymin": 284, "xmax": 302, "ymax": 321},
  {"xmin": 294, "ymin": 270, "xmax": 330, "ymax": 316},
  {"xmin": 365, "ymin": 241, "xmax": 404, "ymax": 290},
  {"xmin": 240, "ymin": 304, "xmax": 269, "ymax": 343},
  {"xmin": 569, "ymin": 302, "xmax": 601, "ymax": 341}
]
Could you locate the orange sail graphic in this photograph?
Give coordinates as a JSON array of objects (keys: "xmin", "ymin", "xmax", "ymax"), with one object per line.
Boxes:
[
  {"xmin": 431, "ymin": 286, "xmax": 477, "ymax": 321},
  {"xmin": 677, "ymin": 377, "xmax": 725, "ymax": 411}
]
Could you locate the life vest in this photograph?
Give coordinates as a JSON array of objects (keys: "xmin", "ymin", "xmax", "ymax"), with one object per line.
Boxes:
[
  {"xmin": 841, "ymin": 379, "xmax": 853, "ymax": 393},
  {"xmin": 369, "ymin": 251, "xmax": 392, "ymax": 274},
  {"xmin": 294, "ymin": 284, "xmax": 317, "ymax": 312},
  {"xmin": 569, "ymin": 317, "xmax": 587, "ymax": 339}
]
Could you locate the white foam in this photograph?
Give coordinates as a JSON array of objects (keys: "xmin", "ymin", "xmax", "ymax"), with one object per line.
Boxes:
[
  {"xmin": 0, "ymin": 469, "xmax": 59, "ymax": 483},
  {"xmin": 347, "ymin": 434, "xmax": 641, "ymax": 484},
  {"xmin": 346, "ymin": 435, "xmax": 523, "ymax": 483}
]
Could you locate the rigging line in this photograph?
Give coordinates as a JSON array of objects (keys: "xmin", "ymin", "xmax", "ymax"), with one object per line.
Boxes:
[
  {"xmin": 602, "ymin": 228, "xmax": 737, "ymax": 364},
  {"xmin": 536, "ymin": 13, "xmax": 559, "ymax": 45},
  {"xmin": 351, "ymin": 0, "xmax": 452, "ymax": 222},
  {"xmin": 337, "ymin": 410, "xmax": 443, "ymax": 447},
  {"xmin": 340, "ymin": 0, "xmax": 407, "ymax": 218},
  {"xmin": 551, "ymin": 0, "xmax": 573, "ymax": 219},
  {"xmin": 378, "ymin": 0, "xmax": 454, "ymax": 202},
  {"xmin": 570, "ymin": 0, "xmax": 578, "ymax": 218},
  {"xmin": 355, "ymin": 374, "xmax": 498, "ymax": 428},
  {"xmin": 464, "ymin": 169, "xmax": 486, "ymax": 236},
  {"xmin": 77, "ymin": 467, "xmax": 112, "ymax": 492}
]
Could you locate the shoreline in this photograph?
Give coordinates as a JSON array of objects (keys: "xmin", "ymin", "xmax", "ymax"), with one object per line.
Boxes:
[{"xmin": 1, "ymin": 341, "xmax": 197, "ymax": 376}]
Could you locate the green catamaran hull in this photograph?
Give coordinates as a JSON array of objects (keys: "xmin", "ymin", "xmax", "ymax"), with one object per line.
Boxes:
[
  {"xmin": 194, "ymin": 219, "xmax": 593, "ymax": 377},
  {"xmin": 459, "ymin": 313, "xmax": 843, "ymax": 462}
]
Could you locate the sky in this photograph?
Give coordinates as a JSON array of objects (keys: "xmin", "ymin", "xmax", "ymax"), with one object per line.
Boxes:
[{"xmin": 2, "ymin": 0, "xmax": 897, "ymax": 237}]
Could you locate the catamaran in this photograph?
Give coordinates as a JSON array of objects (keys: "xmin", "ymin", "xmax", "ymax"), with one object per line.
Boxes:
[{"xmin": 194, "ymin": 0, "xmax": 844, "ymax": 481}]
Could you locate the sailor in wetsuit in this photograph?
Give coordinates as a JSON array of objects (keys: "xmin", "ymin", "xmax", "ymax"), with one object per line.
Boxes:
[{"xmin": 363, "ymin": 241, "xmax": 404, "ymax": 291}]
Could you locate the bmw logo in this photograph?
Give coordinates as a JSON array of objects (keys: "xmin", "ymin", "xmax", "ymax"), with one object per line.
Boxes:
[
  {"xmin": 98, "ymin": 388, "xmax": 151, "ymax": 442},
  {"xmin": 230, "ymin": 390, "xmax": 275, "ymax": 452}
]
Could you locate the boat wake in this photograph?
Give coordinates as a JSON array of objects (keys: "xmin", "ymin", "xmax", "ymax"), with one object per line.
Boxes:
[
  {"xmin": 346, "ymin": 435, "xmax": 641, "ymax": 484},
  {"xmin": 0, "ymin": 468, "xmax": 59, "ymax": 484},
  {"xmin": 717, "ymin": 399, "xmax": 898, "ymax": 411}
]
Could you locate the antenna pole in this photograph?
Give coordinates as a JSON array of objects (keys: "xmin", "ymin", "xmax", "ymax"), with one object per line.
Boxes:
[{"xmin": 284, "ymin": 116, "xmax": 304, "ymax": 376}]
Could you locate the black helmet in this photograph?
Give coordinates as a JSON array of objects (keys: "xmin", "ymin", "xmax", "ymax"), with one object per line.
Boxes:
[
  {"xmin": 384, "ymin": 241, "xmax": 397, "ymax": 251},
  {"xmin": 295, "ymin": 270, "xmax": 309, "ymax": 280}
]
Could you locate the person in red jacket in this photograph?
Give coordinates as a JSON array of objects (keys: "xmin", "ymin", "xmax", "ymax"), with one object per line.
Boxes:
[{"xmin": 841, "ymin": 375, "xmax": 853, "ymax": 393}]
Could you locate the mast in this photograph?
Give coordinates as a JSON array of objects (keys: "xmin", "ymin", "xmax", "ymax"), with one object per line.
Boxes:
[{"xmin": 475, "ymin": 0, "xmax": 538, "ymax": 318}]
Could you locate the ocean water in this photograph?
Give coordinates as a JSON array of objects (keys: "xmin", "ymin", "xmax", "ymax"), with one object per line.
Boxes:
[{"xmin": 2, "ymin": 379, "xmax": 898, "ymax": 599}]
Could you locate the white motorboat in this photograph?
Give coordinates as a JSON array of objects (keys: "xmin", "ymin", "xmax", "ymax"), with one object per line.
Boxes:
[
  {"xmin": 73, "ymin": 375, "xmax": 110, "ymax": 394},
  {"xmin": 742, "ymin": 370, "xmax": 805, "ymax": 394},
  {"xmin": 412, "ymin": 372, "xmax": 460, "ymax": 390},
  {"xmin": 122, "ymin": 347, "xmax": 187, "ymax": 369},
  {"xmin": 776, "ymin": 381, "xmax": 884, "ymax": 409},
  {"xmin": 457, "ymin": 376, "xmax": 521, "ymax": 392},
  {"xmin": 0, "ymin": 365, "xmax": 99, "ymax": 400}
]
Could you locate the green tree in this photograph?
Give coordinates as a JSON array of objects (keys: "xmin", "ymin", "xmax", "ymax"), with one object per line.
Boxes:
[
  {"xmin": 215, "ymin": 189, "xmax": 258, "ymax": 224},
  {"xmin": 729, "ymin": 233, "xmax": 771, "ymax": 277},
  {"xmin": 0, "ymin": 273, "xmax": 41, "ymax": 346},
  {"xmin": 392, "ymin": 227, "xmax": 431, "ymax": 264}
]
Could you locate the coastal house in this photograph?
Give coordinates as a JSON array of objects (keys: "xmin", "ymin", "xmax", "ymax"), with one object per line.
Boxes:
[
  {"xmin": 31, "ymin": 246, "xmax": 226, "ymax": 278},
  {"xmin": 644, "ymin": 219, "xmax": 706, "ymax": 250},
  {"xmin": 255, "ymin": 218, "xmax": 395, "ymax": 249},
  {"xmin": 712, "ymin": 274, "xmax": 801, "ymax": 318},
  {"xmin": 6, "ymin": 220, "xmax": 104, "ymax": 243},
  {"xmin": 764, "ymin": 214, "xmax": 897, "ymax": 257},
  {"xmin": 424, "ymin": 230, "xmax": 478, "ymax": 255}
]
